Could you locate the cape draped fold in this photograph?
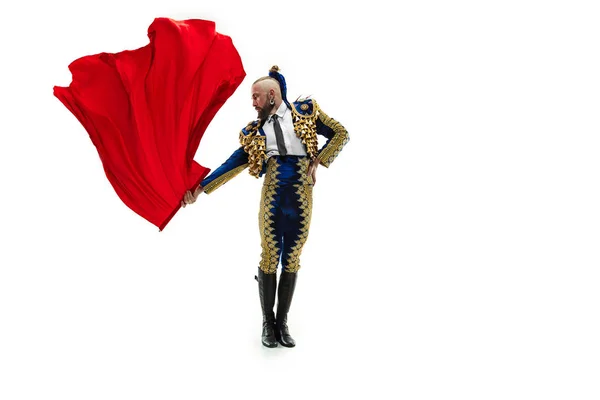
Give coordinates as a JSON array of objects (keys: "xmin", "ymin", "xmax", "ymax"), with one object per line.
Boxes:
[{"xmin": 53, "ymin": 18, "xmax": 246, "ymax": 230}]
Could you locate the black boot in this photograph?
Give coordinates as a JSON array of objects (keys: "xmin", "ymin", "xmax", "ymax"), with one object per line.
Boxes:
[
  {"xmin": 256, "ymin": 269, "xmax": 277, "ymax": 348},
  {"xmin": 275, "ymin": 271, "xmax": 298, "ymax": 347}
]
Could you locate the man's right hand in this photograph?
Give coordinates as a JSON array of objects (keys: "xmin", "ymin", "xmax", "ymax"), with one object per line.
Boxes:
[{"xmin": 181, "ymin": 185, "xmax": 204, "ymax": 208}]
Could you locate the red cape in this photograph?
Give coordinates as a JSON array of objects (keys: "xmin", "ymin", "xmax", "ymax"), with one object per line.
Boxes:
[{"xmin": 54, "ymin": 18, "xmax": 246, "ymax": 231}]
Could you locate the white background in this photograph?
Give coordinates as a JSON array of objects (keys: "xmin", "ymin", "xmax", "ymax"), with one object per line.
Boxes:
[{"xmin": 1, "ymin": 0, "xmax": 599, "ymax": 399}]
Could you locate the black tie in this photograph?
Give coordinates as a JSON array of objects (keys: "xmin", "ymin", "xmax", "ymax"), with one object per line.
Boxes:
[{"xmin": 271, "ymin": 114, "xmax": 287, "ymax": 156}]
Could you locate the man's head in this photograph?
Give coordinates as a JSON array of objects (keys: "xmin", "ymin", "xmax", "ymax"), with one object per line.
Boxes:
[{"xmin": 251, "ymin": 77, "xmax": 282, "ymax": 121}]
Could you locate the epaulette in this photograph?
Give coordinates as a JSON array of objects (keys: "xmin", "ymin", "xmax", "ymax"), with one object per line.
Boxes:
[
  {"xmin": 292, "ymin": 97, "xmax": 317, "ymax": 117},
  {"xmin": 290, "ymin": 97, "xmax": 319, "ymax": 159},
  {"xmin": 241, "ymin": 120, "xmax": 260, "ymax": 136}
]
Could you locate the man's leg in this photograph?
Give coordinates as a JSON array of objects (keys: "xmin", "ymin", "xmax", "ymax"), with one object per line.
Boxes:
[
  {"xmin": 276, "ymin": 181, "xmax": 313, "ymax": 347},
  {"xmin": 256, "ymin": 269, "xmax": 277, "ymax": 348},
  {"xmin": 257, "ymin": 171, "xmax": 282, "ymax": 348}
]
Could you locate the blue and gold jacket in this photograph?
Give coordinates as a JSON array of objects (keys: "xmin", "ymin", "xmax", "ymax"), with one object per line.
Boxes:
[{"xmin": 200, "ymin": 98, "xmax": 349, "ymax": 194}]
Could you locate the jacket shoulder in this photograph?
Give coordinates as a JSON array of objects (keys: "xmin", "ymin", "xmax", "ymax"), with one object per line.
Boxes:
[
  {"xmin": 241, "ymin": 120, "xmax": 260, "ymax": 136},
  {"xmin": 292, "ymin": 97, "xmax": 318, "ymax": 117}
]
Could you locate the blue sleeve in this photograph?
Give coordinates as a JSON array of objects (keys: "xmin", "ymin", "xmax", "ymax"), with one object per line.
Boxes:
[
  {"xmin": 315, "ymin": 107, "xmax": 349, "ymax": 168},
  {"xmin": 201, "ymin": 147, "xmax": 249, "ymax": 194}
]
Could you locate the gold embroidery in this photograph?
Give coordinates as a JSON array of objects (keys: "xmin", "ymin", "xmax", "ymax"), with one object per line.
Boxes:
[
  {"xmin": 296, "ymin": 157, "xmax": 312, "ymax": 186},
  {"xmin": 258, "ymin": 158, "xmax": 281, "ymax": 274},
  {"xmin": 239, "ymin": 124, "xmax": 266, "ymax": 178},
  {"xmin": 262, "ymin": 157, "xmax": 279, "ymax": 186},
  {"xmin": 284, "ymin": 159, "xmax": 313, "ymax": 273},
  {"xmin": 316, "ymin": 108, "xmax": 349, "ymax": 168},
  {"xmin": 203, "ymin": 163, "xmax": 248, "ymax": 194},
  {"xmin": 291, "ymin": 101, "xmax": 319, "ymax": 159}
]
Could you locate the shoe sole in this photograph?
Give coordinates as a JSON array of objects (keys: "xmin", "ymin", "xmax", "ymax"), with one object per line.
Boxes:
[{"xmin": 277, "ymin": 339, "xmax": 295, "ymax": 348}]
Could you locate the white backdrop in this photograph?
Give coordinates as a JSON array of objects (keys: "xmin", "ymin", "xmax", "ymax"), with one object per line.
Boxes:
[{"xmin": 1, "ymin": 0, "xmax": 599, "ymax": 399}]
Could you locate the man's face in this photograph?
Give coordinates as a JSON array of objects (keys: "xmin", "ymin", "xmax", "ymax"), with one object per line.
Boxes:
[{"xmin": 251, "ymin": 83, "xmax": 274, "ymax": 121}]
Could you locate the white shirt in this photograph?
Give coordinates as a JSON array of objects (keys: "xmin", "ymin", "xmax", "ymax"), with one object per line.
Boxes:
[{"xmin": 264, "ymin": 101, "xmax": 307, "ymax": 158}]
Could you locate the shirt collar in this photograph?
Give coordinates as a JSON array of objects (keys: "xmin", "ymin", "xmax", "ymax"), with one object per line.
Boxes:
[{"xmin": 268, "ymin": 101, "xmax": 288, "ymax": 122}]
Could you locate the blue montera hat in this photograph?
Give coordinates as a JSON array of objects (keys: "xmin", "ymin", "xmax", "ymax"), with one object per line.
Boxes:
[{"xmin": 268, "ymin": 65, "xmax": 291, "ymax": 109}]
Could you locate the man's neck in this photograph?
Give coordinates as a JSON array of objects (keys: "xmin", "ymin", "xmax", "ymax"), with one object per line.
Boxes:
[{"xmin": 270, "ymin": 99, "xmax": 283, "ymax": 115}]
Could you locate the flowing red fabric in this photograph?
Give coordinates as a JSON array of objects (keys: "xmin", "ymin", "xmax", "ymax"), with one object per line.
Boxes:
[{"xmin": 53, "ymin": 18, "xmax": 246, "ymax": 231}]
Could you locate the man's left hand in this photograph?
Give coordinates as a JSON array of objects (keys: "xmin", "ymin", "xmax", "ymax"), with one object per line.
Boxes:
[{"xmin": 308, "ymin": 159, "xmax": 319, "ymax": 185}]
